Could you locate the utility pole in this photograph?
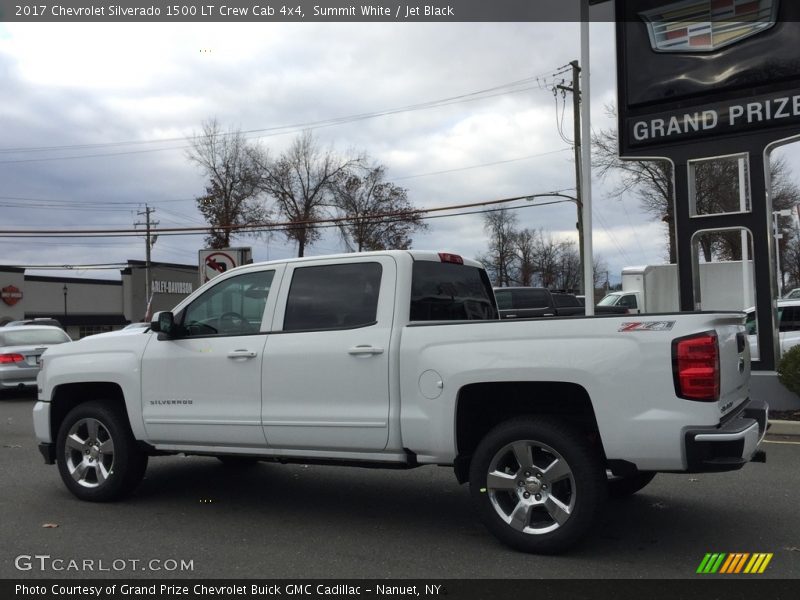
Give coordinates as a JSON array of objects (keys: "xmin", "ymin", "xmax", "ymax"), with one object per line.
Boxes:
[
  {"xmin": 556, "ymin": 60, "xmax": 585, "ymax": 295},
  {"xmin": 135, "ymin": 205, "xmax": 159, "ymax": 317}
]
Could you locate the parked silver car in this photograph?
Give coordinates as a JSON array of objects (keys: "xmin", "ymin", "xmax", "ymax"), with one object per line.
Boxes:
[{"xmin": 0, "ymin": 326, "xmax": 71, "ymax": 391}]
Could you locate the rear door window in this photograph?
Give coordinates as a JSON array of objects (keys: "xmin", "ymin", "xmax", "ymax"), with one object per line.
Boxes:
[
  {"xmin": 283, "ymin": 262, "xmax": 382, "ymax": 331},
  {"xmin": 780, "ymin": 306, "xmax": 800, "ymax": 332},
  {"xmin": 494, "ymin": 290, "xmax": 512, "ymax": 310},
  {"xmin": 552, "ymin": 294, "xmax": 580, "ymax": 308},
  {"xmin": 512, "ymin": 289, "xmax": 551, "ymax": 309}
]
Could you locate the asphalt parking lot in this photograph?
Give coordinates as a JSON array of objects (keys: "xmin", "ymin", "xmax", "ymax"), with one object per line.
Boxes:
[{"xmin": 1, "ymin": 391, "xmax": 799, "ymax": 580}]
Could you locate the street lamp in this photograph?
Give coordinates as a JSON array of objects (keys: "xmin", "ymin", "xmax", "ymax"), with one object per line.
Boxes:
[
  {"xmin": 62, "ymin": 284, "xmax": 68, "ymax": 318},
  {"xmin": 774, "ymin": 208, "xmax": 792, "ymax": 296}
]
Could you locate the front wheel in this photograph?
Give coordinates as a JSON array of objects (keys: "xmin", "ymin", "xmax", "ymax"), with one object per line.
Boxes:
[
  {"xmin": 469, "ymin": 417, "xmax": 606, "ymax": 554},
  {"xmin": 56, "ymin": 401, "xmax": 148, "ymax": 502}
]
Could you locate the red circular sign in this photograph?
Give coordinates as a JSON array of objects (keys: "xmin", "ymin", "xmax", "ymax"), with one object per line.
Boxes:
[
  {"xmin": 203, "ymin": 252, "xmax": 236, "ymax": 283},
  {"xmin": 1, "ymin": 285, "xmax": 23, "ymax": 306}
]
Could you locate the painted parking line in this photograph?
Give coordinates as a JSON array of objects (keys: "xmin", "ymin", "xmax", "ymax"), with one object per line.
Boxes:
[{"xmin": 763, "ymin": 439, "xmax": 800, "ymax": 445}]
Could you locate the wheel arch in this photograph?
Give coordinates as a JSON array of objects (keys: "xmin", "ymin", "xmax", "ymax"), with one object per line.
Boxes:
[
  {"xmin": 50, "ymin": 382, "xmax": 128, "ymax": 443},
  {"xmin": 454, "ymin": 381, "xmax": 606, "ymax": 483}
]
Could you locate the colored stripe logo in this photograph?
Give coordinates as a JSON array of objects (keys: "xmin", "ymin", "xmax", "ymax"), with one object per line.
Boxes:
[{"xmin": 697, "ymin": 553, "xmax": 773, "ymax": 574}]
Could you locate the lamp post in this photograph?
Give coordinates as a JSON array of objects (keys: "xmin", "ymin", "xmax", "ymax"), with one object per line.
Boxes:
[
  {"xmin": 62, "ymin": 284, "xmax": 68, "ymax": 318},
  {"xmin": 774, "ymin": 209, "xmax": 792, "ymax": 296}
]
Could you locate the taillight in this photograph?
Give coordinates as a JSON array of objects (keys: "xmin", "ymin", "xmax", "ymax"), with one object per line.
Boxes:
[
  {"xmin": 0, "ymin": 353, "xmax": 25, "ymax": 364},
  {"xmin": 438, "ymin": 252, "xmax": 464, "ymax": 265},
  {"xmin": 672, "ymin": 332, "xmax": 720, "ymax": 401}
]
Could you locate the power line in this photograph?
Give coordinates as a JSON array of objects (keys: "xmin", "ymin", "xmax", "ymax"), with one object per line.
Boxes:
[
  {"xmin": 0, "ymin": 67, "xmax": 569, "ymax": 155},
  {"xmin": 0, "ymin": 150, "xmax": 573, "ymax": 217},
  {"xmin": 0, "ymin": 73, "xmax": 570, "ymax": 165},
  {"xmin": 0, "ymin": 190, "xmax": 577, "ymax": 239},
  {"xmin": 394, "ymin": 148, "xmax": 571, "ymax": 180},
  {"xmin": 6, "ymin": 199, "xmax": 574, "ymax": 270}
]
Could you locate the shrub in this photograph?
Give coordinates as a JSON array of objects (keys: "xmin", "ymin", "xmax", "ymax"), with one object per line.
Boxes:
[{"xmin": 777, "ymin": 345, "xmax": 800, "ymax": 396}]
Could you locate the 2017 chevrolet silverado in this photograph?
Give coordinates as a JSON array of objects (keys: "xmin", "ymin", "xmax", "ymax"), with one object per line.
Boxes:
[{"xmin": 33, "ymin": 251, "xmax": 767, "ymax": 553}]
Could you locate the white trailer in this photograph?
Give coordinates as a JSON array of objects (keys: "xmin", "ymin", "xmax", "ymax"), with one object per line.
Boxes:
[{"xmin": 599, "ymin": 262, "xmax": 755, "ymax": 314}]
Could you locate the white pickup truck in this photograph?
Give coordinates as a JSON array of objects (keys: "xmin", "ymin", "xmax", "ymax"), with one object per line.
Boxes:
[{"xmin": 33, "ymin": 250, "xmax": 767, "ymax": 553}]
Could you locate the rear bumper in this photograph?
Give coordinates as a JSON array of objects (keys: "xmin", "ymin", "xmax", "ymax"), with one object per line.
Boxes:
[
  {"xmin": 684, "ymin": 398, "xmax": 768, "ymax": 472},
  {"xmin": 0, "ymin": 370, "xmax": 38, "ymax": 388}
]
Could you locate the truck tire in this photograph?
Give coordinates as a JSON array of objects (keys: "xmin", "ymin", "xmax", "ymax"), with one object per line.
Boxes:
[
  {"xmin": 469, "ymin": 417, "xmax": 606, "ymax": 554},
  {"xmin": 607, "ymin": 472, "xmax": 656, "ymax": 498},
  {"xmin": 56, "ymin": 401, "xmax": 148, "ymax": 502}
]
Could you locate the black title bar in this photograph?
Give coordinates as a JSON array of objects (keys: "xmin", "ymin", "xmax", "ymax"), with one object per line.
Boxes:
[
  {"xmin": 0, "ymin": 0, "xmax": 609, "ymax": 23},
  {"xmin": 4, "ymin": 579, "xmax": 800, "ymax": 600}
]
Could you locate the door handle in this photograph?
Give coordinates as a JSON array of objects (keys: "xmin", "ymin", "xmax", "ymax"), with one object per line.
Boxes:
[
  {"xmin": 227, "ymin": 350, "xmax": 257, "ymax": 359},
  {"xmin": 348, "ymin": 345, "xmax": 384, "ymax": 356}
]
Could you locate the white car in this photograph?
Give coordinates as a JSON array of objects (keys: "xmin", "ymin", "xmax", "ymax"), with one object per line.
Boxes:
[{"xmin": 745, "ymin": 299, "xmax": 800, "ymax": 360}]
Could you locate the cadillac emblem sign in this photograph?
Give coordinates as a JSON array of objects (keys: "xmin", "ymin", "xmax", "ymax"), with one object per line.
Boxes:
[
  {"xmin": 640, "ymin": 0, "xmax": 779, "ymax": 53},
  {"xmin": 1, "ymin": 285, "xmax": 22, "ymax": 306}
]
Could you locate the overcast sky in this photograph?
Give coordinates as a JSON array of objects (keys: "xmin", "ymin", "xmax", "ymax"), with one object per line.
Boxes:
[{"xmin": 1, "ymin": 18, "xmax": 798, "ymax": 285}]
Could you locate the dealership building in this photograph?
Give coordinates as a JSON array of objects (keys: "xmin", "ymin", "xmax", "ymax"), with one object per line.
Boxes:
[{"xmin": 0, "ymin": 260, "xmax": 198, "ymax": 339}]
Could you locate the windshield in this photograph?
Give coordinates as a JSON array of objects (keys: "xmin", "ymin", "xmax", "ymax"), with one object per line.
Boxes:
[
  {"xmin": 1, "ymin": 329, "xmax": 71, "ymax": 346},
  {"xmin": 598, "ymin": 295, "xmax": 620, "ymax": 306}
]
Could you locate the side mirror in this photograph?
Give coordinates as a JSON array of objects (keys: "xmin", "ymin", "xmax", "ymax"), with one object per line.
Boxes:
[{"xmin": 150, "ymin": 311, "xmax": 175, "ymax": 335}]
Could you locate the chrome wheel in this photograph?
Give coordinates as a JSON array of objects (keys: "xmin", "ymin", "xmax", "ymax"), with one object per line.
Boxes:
[
  {"xmin": 64, "ymin": 417, "xmax": 115, "ymax": 488},
  {"xmin": 57, "ymin": 401, "xmax": 148, "ymax": 501},
  {"xmin": 485, "ymin": 439, "xmax": 576, "ymax": 535}
]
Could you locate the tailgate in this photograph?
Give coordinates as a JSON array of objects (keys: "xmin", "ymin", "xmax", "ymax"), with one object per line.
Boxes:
[{"xmin": 713, "ymin": 315, "xmax": 750, "ymax": 416}]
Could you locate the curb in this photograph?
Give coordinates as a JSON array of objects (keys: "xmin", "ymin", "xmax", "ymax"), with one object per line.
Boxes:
[{"xmin": 768, "ymin": 419, "xmax": 800, "ymax": 437}]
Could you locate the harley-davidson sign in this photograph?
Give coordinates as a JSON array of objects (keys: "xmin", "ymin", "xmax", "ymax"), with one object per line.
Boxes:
[{"xmin": 1, "ymin": 285, "xmax": 22, "ymax": 306}]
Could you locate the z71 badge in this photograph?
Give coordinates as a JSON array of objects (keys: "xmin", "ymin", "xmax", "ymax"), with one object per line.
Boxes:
[{"xmin": 618, "ymin": 321, "xmax": 676, "ymax": 332}]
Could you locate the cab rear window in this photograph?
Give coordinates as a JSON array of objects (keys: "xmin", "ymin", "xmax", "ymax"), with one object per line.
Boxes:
[{"xmin": 410, "ymin": 261, "xmax": 498, "ymax": 321}]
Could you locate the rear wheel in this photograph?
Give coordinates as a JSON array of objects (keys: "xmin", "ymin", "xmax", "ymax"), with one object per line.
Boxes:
[
  {"xmin": 469, "ymin": 417, "xmax": 606, "ymax": 554},
  {"xmin": 56, "ymin": 401, "xmax": 148, "ymax": 502},
  {"xmin": 607, "ymin": 472, "xmax": 656, "ymax": 498}
]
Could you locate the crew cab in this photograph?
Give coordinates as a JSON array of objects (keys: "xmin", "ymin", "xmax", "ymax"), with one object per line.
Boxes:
[{"xmin": 33, "ymin": 251, "xmax": 767, "ymax": 554}]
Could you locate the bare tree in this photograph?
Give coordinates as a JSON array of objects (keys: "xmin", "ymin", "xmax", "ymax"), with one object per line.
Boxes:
[
  {"xmin": 593, "ymin": 107, "xmax": 675, "ymax": 261},
  {"xmin": 187, "ymin": 119, "xmax": 266, "ymax": 248},
  {"xmin": 532, "ymin": 232, "xmax": 566, "ymax": 289},
  {"xmin": 255, "ymin": 130, "xmax": 363, "ymax": 257},
  {"xmin": 554, "ymin": 240, "xmax": 581, "ymax": 291},
  {"xmin": 332, "ymin": 165, "xmax": 427, "ymax": 252},
  {"xmin": 478, "ymin": 209, "xmax": 519, "ymax": 287},
  {"xmin": 784, "ymin": 226, "xmax": 800, "ymax": 291},
  {"xmin": 514, "ymin": 229, "xmax": 537, "ymax": 286}
]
